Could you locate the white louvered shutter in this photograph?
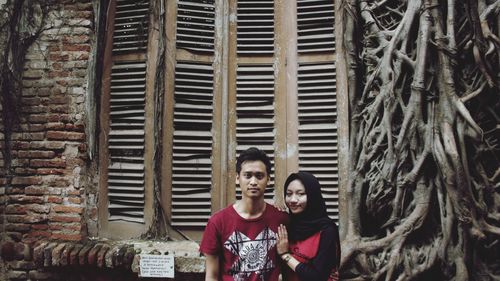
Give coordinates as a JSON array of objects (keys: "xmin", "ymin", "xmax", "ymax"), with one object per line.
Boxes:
[
  {"xmin": 296, "ymin": 0, "xmax": 338, "ymax": 221},
  {"xmin": 236, "ymin": 65, "xmax": 276, "ymax": 201},
  {"xmin": 176, "ymin": 0, "xmax": 215, "ymax": 53},
  {"xmin": 237, "ymin": 0, "xmax": 275, "ymax": 55},
  {"xmin": 171, "ymin": 62, "xmax": 214, "ymax": 226},
  {"xmin": 113, "ymin": 0, "xmax": 150, "ymax": 55},
  {"xmin": 297, "ymin": 0, "xmax": 335, "ymax": 53},
  {"xmin": 106, "ymin": 0, "xmax": 150, "ymax": 223},
  {"xmin": 297, "ymin": 62, "xmax": 338, "ymax": 220},
  {"xmin": 171, "ymin": 0, "xmax": 215, "ymax": 227}
]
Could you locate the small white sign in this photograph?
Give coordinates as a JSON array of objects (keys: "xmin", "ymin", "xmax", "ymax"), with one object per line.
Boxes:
[{"xmin": 139, "ymin": 254, "xmax": 175, "ymax": 278}]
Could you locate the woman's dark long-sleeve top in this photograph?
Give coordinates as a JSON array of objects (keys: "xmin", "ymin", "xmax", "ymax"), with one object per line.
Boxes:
[{"xmin": 294, "ymin": 225, "xmax": 340, "ymax": 281}]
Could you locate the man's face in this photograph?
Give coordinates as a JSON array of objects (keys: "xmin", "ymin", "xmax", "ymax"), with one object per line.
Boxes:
[{"xmin": 236, "ymin": 160, "xmax": 269, "ymax": 200}]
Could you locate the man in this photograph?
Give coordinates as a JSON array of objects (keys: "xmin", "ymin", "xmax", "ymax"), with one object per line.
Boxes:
[{"xmin": 200, "ymin": 147, "xmax": 289, "ymax": 281}]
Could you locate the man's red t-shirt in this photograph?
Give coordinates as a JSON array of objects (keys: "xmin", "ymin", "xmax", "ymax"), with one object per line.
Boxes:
[{"xmin": 200, "ymin": 203, "xmax": 288, "ymax": 281}]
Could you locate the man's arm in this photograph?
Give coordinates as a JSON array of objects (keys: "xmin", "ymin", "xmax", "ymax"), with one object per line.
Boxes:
[{"xmin": 204, "ymin": 254, "xmax": 220, "ymax": 281}]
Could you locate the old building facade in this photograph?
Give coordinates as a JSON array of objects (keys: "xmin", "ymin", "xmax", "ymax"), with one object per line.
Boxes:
[{"xmin": 1, "ymin": 0, "xmax": 345, "ymax": 280}]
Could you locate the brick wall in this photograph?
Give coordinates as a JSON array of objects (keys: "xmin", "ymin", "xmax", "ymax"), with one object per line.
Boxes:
[
  {"xmin": 0, "ymin": 1, "xmax": 206, "ymax": 280},
  {"xmin": 3, "ymin": 0, "xmax": 92, "ymax": 244},
  {"xmin": 1, "ymin": 0, "xmax": 95, "ymax": 279}
]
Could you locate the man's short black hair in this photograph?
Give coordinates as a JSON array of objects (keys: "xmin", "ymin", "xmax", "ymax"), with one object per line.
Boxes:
[{"xmin": 236, "ymin": 147, "xmax": 272, "ymax": 176}]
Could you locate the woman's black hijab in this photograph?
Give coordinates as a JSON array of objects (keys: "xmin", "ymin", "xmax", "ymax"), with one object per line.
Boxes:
[{"xmin": 284, "ymin": 171, "xmax": 337, "ymax": 241}]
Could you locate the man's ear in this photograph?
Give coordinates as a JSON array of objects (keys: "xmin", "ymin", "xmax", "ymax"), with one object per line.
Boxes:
[{"xmin": 235, "ymin": 174, "xmax": 240, "ymax": 185}]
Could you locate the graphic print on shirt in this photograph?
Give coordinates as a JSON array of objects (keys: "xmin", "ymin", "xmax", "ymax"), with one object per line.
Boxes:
[{"xmin": 224, "ymin": 227, "xmax": 277, "ymax": 281}]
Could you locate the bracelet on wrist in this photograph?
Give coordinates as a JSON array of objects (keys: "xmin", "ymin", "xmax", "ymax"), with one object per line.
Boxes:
[
  {"xmin": 282, "ymin": 254, "xmax": 292, "ymax": 263},
  {"xmin": 279, "ymin": 251, "xmax": 289, "ymax": 256}
]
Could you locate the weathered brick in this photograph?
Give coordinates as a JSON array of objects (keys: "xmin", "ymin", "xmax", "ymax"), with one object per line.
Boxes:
[
  {"xmin": 7, "ymin": 214, "xmax": 48, "ymax": 224},
  {"xmin": 28, "ymin": 114, "xmax": 49, "ymax": 123},
  {"xmin": 6, "ymin": 187, "xmax": 25, "ymax": 195},
  {"xmin": 17, "ymin": 150, "xmax": 56, "ymax": 158},
  {"xmin": 30, "ymin": 141, "xmax": 66, "ymax": 150},
  {"xmin": 48, "ymin": 70, "xmax": 70, "ymax": 78},
  {"xmin": 23, "ymin": 70, "xmax": 45, "ymax": 79},
  {"xmin": 105, "ymin": 245, "xmax": 120, "ymax": 268},
  {"xmin": 78, "ymin": 244, "xmax": 94, "ymax": 265},
  {"xmin": 11, "ymin": 158, "xmax": 30, "ymax": 167},
  {"xmin": 6, "ymin": 270, "xmax": 27, "ymax": 279},
  {"xmin": 49, "ymin": 215, "xmax": 80, "ymax": 223},
  {"xmin": 87, "ymin": 244, "xmax": 102, "ymax": 265},
  {"xmin": 12, "ymin": 141, "xmax": 30, "ymax": 149},
  {"xmin": 5, "ymin": 223, "xmax": 30, "ymax": 233},
  {"xmin": 62, "ymin": 35, "xmax": 90, "ymax": 44},
  {"xmin": 12, "ymin": 132, "xmax": 45, "ymax": 141},
  {"xmin": 22, "ymin": 105, "xmax": 47, "ymax": 113},
  {"xmin": 1, "ymin": 241, "xmax": 16, "ymax": 261},
  {"xmin": 49, "ymin": 104, "xmax": 71, "ymax": 113},
  {"xmin": 9, "ymin": 195, "xmax": 44, "ymax": 204},
  {"xmin": 123, "ymin": 247, "xmax": 136, "ymax": 269},
  {"xmin": 97, "ymin": 245, "xmax": 110, "ymax": 268},
  {"xmin": 47, "ymin": 114, "xmax": 71, "ymax": 123},
  {"xmin": 26, "ymin": 230, "xmax": 51, "ymax": 239},
  {"xmin": 22, "ymin": 97, "xmax": 42, "ymax": 105},
  {"xmin": 46, "ymin": 177, "xmax": 71, "ymax": 187},
  {"xmin": 51, "ymin": 243, "xmax": 66, "ymax": 266},
  {"xmin": 47, "ymin": 196, "xmax": 63, "ymax": 204},
  {"xmin": 67, "ymin": 197, "xmax": 81, "ymax": 204},
  {"xmin": 59, "ymin": 243, "xmax": 75, "ymax": 266},
  {"xmin": 25, "ymin": 186, "xmax": 48, "ymax": 195},
  {"xmin": 11, "ymin": 176, "xmax": 42, "ymax": 185},
  {"xmin": 49, "ymin": 53, "xmax": 70, "ymax": 61},
  {"xmin": 28, "ymin": 204, "xmax": 51, "ymax": 214},
  {"xmin": 33, "ymin": 242, "xmax": 49, "ymax": 267},
  {"xmin": 46, "ymin": 131, "xmax": 84, "ymax": 141},
  {"xmin": 113, "ymin": 245, "xmax": 129, "ymax": 267},
  {"xmin": 7, "ymin": 260, "xmax": 36, "ymax": 270},
  {"xmin": 69, "ymin": 244, "xmax": 83, "ymax": 265},
  {"xmin": 5, "ymin": 232, "xmax": 23, "ymax": 242},
  {"xmin": 31, "ymin": 224, "xmax": 49, "ymax": 230},
  {"xmin": 46, "ymin": 122, "xmax": 65, "ymax": 130},
  {"xmin": 62, "ymin": 44, "xmax": 91, "ymax": 52},
  {"xmin": 43, "ymin": 243, "xmax": 58, "ymax": 267},
  {"xmin": 37, "ymin": 168, "xmax": 65, "ymax": 175},
  {"xmin": 30, "ymin": 158, "xmax": 66, "ymax": 168},
  {"xmin": 67, "ymin": 189, "xmax": 82, "ymax": 196},
  {"xmin": 53, "ymin": 205, "xmax": 83, "ymax": 214},
  {"xmin": 29, "ymin": 270, "xmax": 53, "ymax": 280},
  {"xmin": 14, "ymin": 168, "xmax": 37, "ymax": 175},
  {"xmin": 5, "ymin": 205, "xmax": 27, "ymax": 214},
  {"xmin": 19, "ymin": 123, "xmax": 45, "ymax": 132},
  {"xmin": 51, "ymin": 233, "xmax": 83, "ymax": 242}
]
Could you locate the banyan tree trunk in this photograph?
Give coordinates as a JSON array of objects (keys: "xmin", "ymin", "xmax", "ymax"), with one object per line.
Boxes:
[{"xmin": 340, "ymin": 0, "xmax": 500, "ymax": 280}]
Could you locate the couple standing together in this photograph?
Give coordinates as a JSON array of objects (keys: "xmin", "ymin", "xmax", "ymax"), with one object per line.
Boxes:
[{"xmin": 200, "ymin": 147, "xmax": 341, "ymax": 281}]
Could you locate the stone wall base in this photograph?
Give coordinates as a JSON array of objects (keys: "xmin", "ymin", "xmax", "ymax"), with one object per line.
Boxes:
[{"xmin": 1, "ymin": 239, "xmax": 205, "ymax": 281}]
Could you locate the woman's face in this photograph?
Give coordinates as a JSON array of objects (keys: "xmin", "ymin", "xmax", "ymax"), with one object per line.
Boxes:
[{"xmin": 285, "ymin": 179, "xmax": 307, "ymax": 214}]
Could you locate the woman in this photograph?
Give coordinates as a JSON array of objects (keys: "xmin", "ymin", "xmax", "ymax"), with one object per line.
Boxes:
[{"xmin": 277, "ymin": 171, "xmax": 340, "ymax": 281}]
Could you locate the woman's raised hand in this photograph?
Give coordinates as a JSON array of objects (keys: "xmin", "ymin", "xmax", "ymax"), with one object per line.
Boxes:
[{"xmin": 276, "ymin": 224, "xmax": 289, "ymax": 255}]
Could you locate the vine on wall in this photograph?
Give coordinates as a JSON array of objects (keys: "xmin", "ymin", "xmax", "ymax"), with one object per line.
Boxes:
[{"xmin": 0, "ymin": 0, "xmax": 54, "ymax": 184}]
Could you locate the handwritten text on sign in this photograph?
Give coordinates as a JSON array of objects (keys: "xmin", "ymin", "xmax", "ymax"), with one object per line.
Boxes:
[{"xmin": 139, "ymin": 254, "xmax": 175, "ymax": 278}]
